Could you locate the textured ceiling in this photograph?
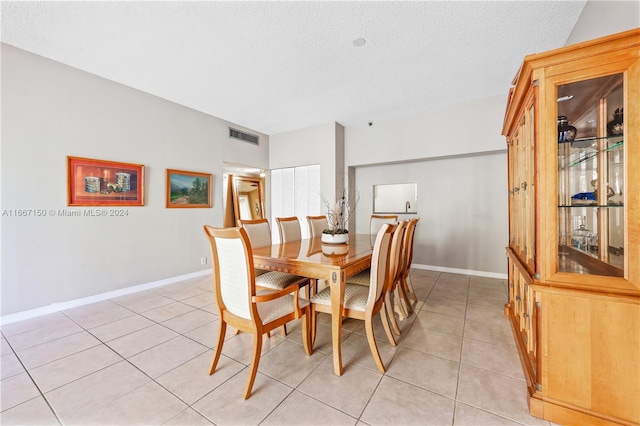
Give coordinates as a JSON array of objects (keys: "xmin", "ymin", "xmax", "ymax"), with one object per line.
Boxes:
[{"xmin": 1, "ymin": 1, "xmax": 587, "ymax": 135}]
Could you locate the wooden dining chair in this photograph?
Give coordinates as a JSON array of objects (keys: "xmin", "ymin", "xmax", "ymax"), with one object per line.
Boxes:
[
  {"xmin": 238, "ymin": 218, "xmax": 309, "ymax": 292},
  {"xmin": 276, "ymin": 216, "xmax": 302, "ymax": 243},
  {"xmin": 310, "ymin": 223, "xmax": 399, "ymax": 373},
  {"xmin": 397, "ymin": 217, "xmax": 420, "ymax": 312},
  {"xmin": 203, "ymin": 225, "xmax": 312, "ymax": 399},
  {"xmin": 347, "ymin": 220, "xmax": 407, "ymax": 336},
  {"xmin": 370, "ymin": 214, "xmax": 398, "ymax": 236},
  {"xmin": 306, "ymin": 215, "xmax": 328, "ymax": 239}
]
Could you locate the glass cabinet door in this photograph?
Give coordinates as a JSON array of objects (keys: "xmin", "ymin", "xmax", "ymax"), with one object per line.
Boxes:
[{"xmin": 557, "ymin": 73, "xmax": 624, "ymax": 277}]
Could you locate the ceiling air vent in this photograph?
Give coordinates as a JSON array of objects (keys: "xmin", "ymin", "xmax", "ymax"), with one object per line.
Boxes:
[{"xmin": 229, "ymin": 128, "xmax": 259, "ymax": 145}]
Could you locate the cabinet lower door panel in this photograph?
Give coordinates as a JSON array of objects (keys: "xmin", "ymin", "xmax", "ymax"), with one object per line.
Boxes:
[{"xmin": 542, "ymin": 291, "xmax": 640, "ymax": 423}]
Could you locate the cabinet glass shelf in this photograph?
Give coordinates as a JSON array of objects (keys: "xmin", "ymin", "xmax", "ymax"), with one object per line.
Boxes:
[{"xmin": 557, "ymin": 73, "xmax": 624, "ymax": 276}]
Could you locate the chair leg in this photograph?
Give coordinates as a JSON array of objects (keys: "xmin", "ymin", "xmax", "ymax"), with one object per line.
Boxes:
[
  {"xmin": 364, "ymin": 313, "xmax": 386, "ymax": 373},
  {"xmin": 301, "ymin": 306, "xmax": 312, "ymax": 355},
  {"xmin": 310, "ymin": 307, "xmax": 318, "ymax": 347},
  {"xmin": 404, "ymin": 275, "xmax": 418, "ymax": 305},
  {"xmin": 209, "ymin": 321, "xmax": 227, "ymax": 375},
  {"xmin": 243, "ymin": 332, "xmax": 263, "ymax": 399},
  {"xmin": 280, "ymin": 324, "xmax": 288, "ymax": 337},
  {"xmin": 385, "ymin": 291, "xmax": 402, "ymax": 335},
  {"xmin": 379, "ymin": 304, "xmax": 397, "ymax": 347},
  {"xmin": 397, "ymin": 283, "xmax": 413, "ymax": 315},
  {"xmin": 393, "ymin": 287, "xmax": 409, "ymax": 320}
]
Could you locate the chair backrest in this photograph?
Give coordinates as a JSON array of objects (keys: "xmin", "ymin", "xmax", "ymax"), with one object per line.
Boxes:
[
  {"xmin": 387, "ymin": 220, "xmax": 407, "ymax": 290},
  {"xmin": 400, "ymin": 218, "xmax": 419, "ymax": 276},
  {"xmin": 276, "ymin": 216, "xmax": 302, "ymax": 243},
  {"xmin": 370, "ymin": 214, "xmax": 398, "ymax": 236},
  {"xmin": 238, "ymin": 218, "xmax": 272, "ymax": 248},
  {"xmin": 203, "ymin": 226, "xmax": 255, "ymax": 321},
  {"xmin": 306, "ymin": 215, "xmax": 328, "ymax": 239},
  {"xmin": 367, "ymin": 223, "xmax": 397, "ymax": 309}
]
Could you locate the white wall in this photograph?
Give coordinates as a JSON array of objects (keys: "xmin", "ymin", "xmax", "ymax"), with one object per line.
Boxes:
[
  {"xmin": 1, "ymin": 44, "xmax": 269, "ymax": 315},
  {"xmin": 269, "ymin": 122, "xmax": 344, "ymax": 209},
  {"xmin": 565, "ymin": 1, "xmax": 639, "ymax": 45}
]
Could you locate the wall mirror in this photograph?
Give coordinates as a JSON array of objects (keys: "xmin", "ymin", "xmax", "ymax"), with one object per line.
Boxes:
[
  {"xmin": 232, "ymin": 175, "xmax": 265, "ymax": 222},
  {"xmin": 373, "ymin": 183, "xmax": 418, "ymax": 214}
]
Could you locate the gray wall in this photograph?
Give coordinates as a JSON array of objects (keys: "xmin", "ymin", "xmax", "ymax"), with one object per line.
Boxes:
[
  {"xmin": 1, "ymin": 44, "xmax": 269, "ymax": 316},
  {"xmin": 345, "ymin": 95, "xmax": 509, "ymax": 276}
]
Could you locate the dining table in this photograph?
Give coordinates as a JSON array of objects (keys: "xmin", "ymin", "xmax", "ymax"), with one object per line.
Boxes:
[{"xmin": 251, "ymin": 233, "xmax": 374, "ymax": 376}]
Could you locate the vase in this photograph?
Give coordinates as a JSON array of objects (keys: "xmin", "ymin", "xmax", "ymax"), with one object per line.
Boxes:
[
  {"xmin": 558, "ymin": 115, "xmax": 577, "ymax": 143},
  {"xmin": 607, "ymin": 108, "xmax": 623, "ymax": 136},
  {"xmin": 321, "ymin": 233, "xmax": 349, "ymax": 244}
]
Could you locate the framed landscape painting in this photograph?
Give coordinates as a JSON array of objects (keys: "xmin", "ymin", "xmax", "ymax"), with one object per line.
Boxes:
[
  {"xmin": 166, "ymin": 169, "xmax": 212, "ymax": 208},
  {"xmin": 67, "ymin": 156, "xmax": 144, "ymax": 206}
]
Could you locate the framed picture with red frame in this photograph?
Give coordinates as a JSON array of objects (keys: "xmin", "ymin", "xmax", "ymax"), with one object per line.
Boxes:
[{"xmin": 67, "ymin": 156, "xmax": 144, "ymax": 206}]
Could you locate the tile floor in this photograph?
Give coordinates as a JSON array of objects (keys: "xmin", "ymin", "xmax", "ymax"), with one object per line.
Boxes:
[{"xmin": 0, "ymin": 270, "xmax": 551, "ymax": 425}]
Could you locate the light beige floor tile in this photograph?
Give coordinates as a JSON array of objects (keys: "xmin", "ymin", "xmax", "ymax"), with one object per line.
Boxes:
[
  {"xmin": 385, "ymin": 347, "xmax": 459, "ymax": 399},
  {"xmin": 414, "ymin": 310, "xmax": 465, "ymax": 336},
  {"xmin": 164, "ymin": 407, "xmax": 214, "ymax": 425},
  {"xmin": 457, "ymin": 364, "xmax": 548, "ymax": 425},
  {"xmin": 454, "ymin": 402, "xmax": 523, "ymax": 425},
  {"xmin": 29, "ymin": 344, "xmax": 123, "ymax": 392},
  {"xmin": 422, "ymin": 297, "xmax": 467, "ymax": 318},
  {"xmin": 339, "ymin": 331, "xmax": 398, "ymax": 372},
  {"xmin": 192, "ymin": 370, "xmax": 292, "ymax": 424},
  {"xmin": 428, "ymin": 288, "xmax": 469, "ymax": 304},
  {"xmin": 360, "ymin": 375, "xmax": 455, "ymax": 425},
  {"xmin": 1, "ymin": 352, "xmax": 25, "ymax": 379},
  {"xmin": 465, "ymin": 303, "xmax": 508, "ymax": 326},
  {"xmin": 0, "ymin": 372, "xmax": 40, "ymax": 411},
  {"xmin": 220, "ymin": 331, "xmax": 285, "ymax": 365},
  {"xmin": 467, "ymin": 294, "xmax": 507, "ymax": 309},
  {"xmin": 161, "ymin": 309, "xmax": 217, "ymax": 334},
  {"xmin": 199, "ymin": 303, "xmax": 219, "ymax": 314},
  {"xmin": 156, "ymin": 351, "xmax": 244, "ymax": 405},
  {"xmin": 44, "ymin": 361, "xmax": 150, "ymax": 422},
  {"xmin": 88, "ymin": 313, "xmax": 155, "ymax": 342},
  {"xmin": 62, "ymin": 300, "xmax": 134, "ymax": 329},
  {"xmin": 159, "ymin": 285, "xmax": 207, "ymax": 301},
  {"xmin": 298, "ymin": 356, "xmax": 382, "ymax": 418},
  {"xmin": 463, "ymin": 319, "xmax": 514, "ymax": 348},
  {"xmin": 141, "ymin": 301, "xmax": 196, "ymax": 323},
  {"xmin": 258, "ymin": 340, "xmax": 325, "ymax": 387},
  {"xmin": 16, "ymin": 331, "xmax": 101, "ymax": 369},
  {"xmin": 0, "ymin": 396, "xmax": 59, "ymax": 425},
  {"xmin": 468, "ymin": 283, "xmax": 508, "ymax": 300},
  {"xmin": 183, "ymin": 319, "xmax": 230, "ymax": 348},
  {"xmin": 0, "ymin": 312, "xmax": 70, "ymax": 337},
  {"xmin": 106, "ymin": 324, "xmax": 179, "ymax": 358},
  {"xmin": 262, "ymin": 390, "xmax": 357, "ymax": 425},
  {"xmin": 120, "ymin": 295, "xmax": 176, "ymax": 313},
  {"xmin": 402, "ymin": 325, "xmax": 463, "ymax": 361},
  {"xmin": 180, "ymin": 292, "xmax": 217, "ymax": 308},
  {"xmin": 1, "ymin": 338, "xmax": 12, "ymax": 356},
  {"xmin": 92, "ymin": 381, "xmax": 188, "ymax": 425},
  {"xmin": 128, "ymin": 335, "xmax": 208, "ymax": 378},
  {"xmin": 4, "ymin": 317, "xmax": 84, "ymax": 351},
  {"xmin": 461, "ymin": 338, "xmax": 523, "ymax": 380},
  {"xmin": 350, "ymin": 311, "xmax": 413, "ymax": 345}
]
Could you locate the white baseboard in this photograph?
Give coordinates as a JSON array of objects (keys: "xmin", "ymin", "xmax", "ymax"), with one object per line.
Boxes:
[
  {"xmin": 0, "ymin": 270, "xmax": 211, "ymax": 325},
  {"xmin": 412, "ymin": 263, "xmax": 507, "ymax": 280}
]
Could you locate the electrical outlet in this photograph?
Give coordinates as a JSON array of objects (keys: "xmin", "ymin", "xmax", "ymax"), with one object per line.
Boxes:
[{"xmin": 200, "ymin": 257, "xmax": 207, "ymax": 265}]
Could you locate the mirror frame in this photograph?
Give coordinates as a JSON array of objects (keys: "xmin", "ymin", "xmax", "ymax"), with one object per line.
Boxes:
[{"xmin": 232, "ymin": 175, "xmax": 266, "ymax": 223}]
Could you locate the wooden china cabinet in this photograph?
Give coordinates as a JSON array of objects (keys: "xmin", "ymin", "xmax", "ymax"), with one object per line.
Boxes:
[{"xmin": 502, "ymin": 29, "xmax": 639, "ymax": 425}]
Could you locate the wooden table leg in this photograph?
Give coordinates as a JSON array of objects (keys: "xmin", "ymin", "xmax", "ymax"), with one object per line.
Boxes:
[{"xmin": 330, "ymin": 270, "xmax": 345, "ymax": 376}]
